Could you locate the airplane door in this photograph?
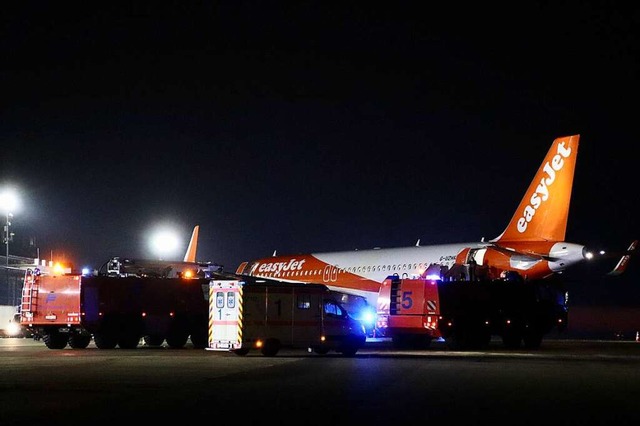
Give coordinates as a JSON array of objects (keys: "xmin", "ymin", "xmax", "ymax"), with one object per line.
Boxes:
[{"xmin": 323, "ymin": 265, "xmax": 338, "ymax": 282}]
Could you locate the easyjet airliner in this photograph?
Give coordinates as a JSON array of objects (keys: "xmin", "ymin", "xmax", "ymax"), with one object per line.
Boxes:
[{"xmin": 235, "ymin": 135, "xmax": 629, "ymax": 307}]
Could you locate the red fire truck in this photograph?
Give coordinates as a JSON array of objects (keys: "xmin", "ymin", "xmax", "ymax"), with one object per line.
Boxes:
[
  {"xmin": 20, "ymin": 258, "xmax": 224, "ymax": 349},
  {"xmin": 376, "ymin": 274, "xmax": 568, "ymax": 350}
]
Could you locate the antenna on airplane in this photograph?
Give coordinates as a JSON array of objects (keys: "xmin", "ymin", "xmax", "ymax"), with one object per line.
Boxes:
[
  {"xmin": 415, "ymin": 239, "xmax": 420, "ymax": 247},
  {"xmin": 272, "ymin": 250, "xmax": 277, "ymax": 257}
]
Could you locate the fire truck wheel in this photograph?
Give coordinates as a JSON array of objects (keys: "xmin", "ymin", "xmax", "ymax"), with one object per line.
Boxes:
[
  {"xmin": 43, "ymin": 332, "xmax": 69, "ymax": 350},
  {"xmin": 68, "ymin": 334, "xmax": 91, "ymax": 349},
  {"xmin": 260, "ymin": 338, "xmax": 280, "ymax": 357},
  {"xmin": 502, "ymin": 330, "xmax": 522, "ymax": 349},
  {"xmin": 189, "ymin": 330, "xmax": 208, "ymax": 349},
  {"xmin": 118, "ymin": 332, "xmax": 141, "ymax": 349},
  {"xmin": 233, "ymin": 348, "xmax": 250, "ymax": 356},
  {"xmin": 166, "ymin": 332, "xmax": 189, "ymax": 348},
  {"xmin": 94, "ymin": 332, "xmax": 118, "ymax": 349},
  {"xmin": 522, "ymin": 329, "xmax": 544, "ymax": 349},
  {"xmin": 312, "ymin": 347, "xmax": 330, "ymax": 355},
  {"xmin": 143, "ymin": 335, "xmax": 165, "ymax": 346}
]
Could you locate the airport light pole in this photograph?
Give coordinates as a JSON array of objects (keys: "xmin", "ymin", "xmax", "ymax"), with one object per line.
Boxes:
[
  {"xmin": 4, "ymin": 212, "xmax": 10, "ymax": 268},
  {"xmin": 1, "ymin": 188, "xmax": 18, "ymax": 294},
  {"xmin": 1, "ymin": 191, "xmax": 17, "ymax": 262}
]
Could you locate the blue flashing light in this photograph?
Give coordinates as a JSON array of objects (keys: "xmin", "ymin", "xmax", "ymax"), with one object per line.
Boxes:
[{"xmin": 352, "ymin": 305, "xmax": 376, "ymax": 327}]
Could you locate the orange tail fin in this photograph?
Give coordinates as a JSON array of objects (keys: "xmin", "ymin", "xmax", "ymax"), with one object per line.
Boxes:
[
  {"xmin": 494, "ymin": 135, "xmax": 580, "ymax": 243},
  {"xmin": 183, "ymin": 225, "xmax": 199, "ymax": 262}
]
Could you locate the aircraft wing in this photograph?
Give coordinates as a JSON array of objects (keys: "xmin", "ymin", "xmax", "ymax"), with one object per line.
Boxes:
[
  {"xmin": 606, "ymin": 239, "xmax": 638, "ymax": 276},
  {"xmin": 486, "ymin": 243, "xmax": 552, "ymax": 261}
]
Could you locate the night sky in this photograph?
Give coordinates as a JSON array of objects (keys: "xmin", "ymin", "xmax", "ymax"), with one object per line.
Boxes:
[{"xmin": 2, "ymin": 3, "xmax": 639, "ymax": 306}]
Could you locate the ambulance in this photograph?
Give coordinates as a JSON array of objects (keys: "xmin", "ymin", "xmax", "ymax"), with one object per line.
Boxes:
[{"xmin": 207, "ymin": 280, "xmax": 366, "ymax": 356}]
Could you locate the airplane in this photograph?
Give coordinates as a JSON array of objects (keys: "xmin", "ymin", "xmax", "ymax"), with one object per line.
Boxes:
[
  {"xmin": 235, "ymin": 134, "xmax": 635, "ymax": 308},
  {"xmin": 98, "ymin": 225, "xmax": 223, "ymax": 278}
]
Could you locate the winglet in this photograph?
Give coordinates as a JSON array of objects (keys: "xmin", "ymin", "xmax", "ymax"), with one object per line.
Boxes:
[
  {"xmin": 607, "ymin": 239, "xmax": 638, "ymax": 276},
  {"xmin": 493, "ymin": 135, "xmax": 580, "ymax": 243},
  {"xmin": 183, "ymin": 225, "xmax": 199, "ymax": 263}
]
